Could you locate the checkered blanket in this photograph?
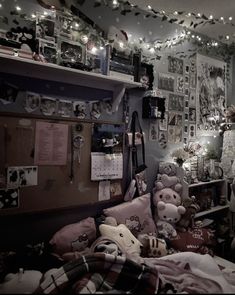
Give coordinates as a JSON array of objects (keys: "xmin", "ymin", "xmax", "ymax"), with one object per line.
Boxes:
[{"xmin": 36, "ymin": 253, "xmax": 159, "ymax": 294}]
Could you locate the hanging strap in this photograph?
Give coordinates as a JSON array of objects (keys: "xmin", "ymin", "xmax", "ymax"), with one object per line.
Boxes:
[{"xmin": 130, "ymin": 111, "xmax": 146, "ymax": 171}]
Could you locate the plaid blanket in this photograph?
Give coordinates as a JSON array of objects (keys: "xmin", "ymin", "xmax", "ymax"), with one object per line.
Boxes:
[{"xmin": 36, "ymin": 253, "xmax": 159, "ymax": 294}]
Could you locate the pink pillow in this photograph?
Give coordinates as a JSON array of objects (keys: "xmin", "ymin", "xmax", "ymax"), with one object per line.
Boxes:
[
  {"xmin": 103, "ymin": 193, "xmax": 157, "ymax": 237},
  {"xmin": 49, "ymin": 217, "xmax": 97, "ymax": 255}
]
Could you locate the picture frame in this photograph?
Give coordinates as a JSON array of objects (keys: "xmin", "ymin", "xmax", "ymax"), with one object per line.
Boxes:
[
  {"xmin": 168, "ymin": 56, "xmax": 183, "ymax": 75},
  {"xmin": 57, "ymin": 38, "xmax": 85, "ymax": 65}
]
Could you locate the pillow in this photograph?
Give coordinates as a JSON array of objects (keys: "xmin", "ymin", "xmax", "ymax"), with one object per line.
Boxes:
[
  {"xmin": 49, "ymin": 217, "xmax": 97, "ymax": 255},
  {"xmin": 103, "ymin": 193, "xmax": 157, "ymax": 237}
]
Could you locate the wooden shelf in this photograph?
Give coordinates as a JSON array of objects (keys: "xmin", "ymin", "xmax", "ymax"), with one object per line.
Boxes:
[
  {"xmin": 189, "ymin": 179, "xmax": 225, "ymax": 188},
  {"xmin": 195, "ymin": 204, "xmax": 229, "ymax": 218},
  {"xmin": 0, "ymin": 53, "xmax": 142, "ymax": 112}
]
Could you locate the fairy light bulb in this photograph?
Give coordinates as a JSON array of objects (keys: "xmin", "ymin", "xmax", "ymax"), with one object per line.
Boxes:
[
  {"xmin": 220, "ymin": 16, "xmax": 224, "ymax": 21},
  {"xmin": 31, "ymin": 13, "xmax": 36, "ymax": 18},
  {"xmin": 149, "ymin": 47, "xmax": 155, "ymax": 53},
  {"xmin": 147, "ymin": 5, "xmax": 152, "ymax": 10},
  {"xmin": 229, "ymin": 16, "xmax": 233, "ymax": 21},
  {"xmin": 91, "ymin": 46, "xmax": 97, "ymax": 54},
  {"xmin": 209, "ymin": 15, "xmax": 213, "ymax": 19},
  {"xmin": 119, "ymin": 41, "xmax": 124, "ymax": 48},
  {"xmin": 197, "ymin": 13, "xmax": 201, "ymax": 17},
  {"xmin": 16, "ymin": 5, "xmax": 21, "ymax": 11},
  {"xmin": 226, "ymin": 35, "xmax": 230, "ymax": 40},
  {"xmin": 0, "ymin": 4, "xmax": 2, "ymax": 8},
  {"xmin": 174, "ymin": 11, "xmax": 178, "ymax": 15}
]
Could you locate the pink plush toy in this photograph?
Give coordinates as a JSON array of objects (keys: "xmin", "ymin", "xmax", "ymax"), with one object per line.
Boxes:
[
  {"xmin": 156, "ymin": 201, "xmax": 186, "ymax": 239},
  {"xmin": 153, "ymin": 188, "xmax": 182, "ymax": 207}
]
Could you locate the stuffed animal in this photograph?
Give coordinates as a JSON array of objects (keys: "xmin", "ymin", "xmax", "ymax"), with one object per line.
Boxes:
[
  {"xmin": 154, "ymin": 174, "xmax": 182, "ymax": 193},
  {"xmin": 158, "ymin": 162, "xmax": 177, "ymax": 176},
  {"xmin": 176, "ymin": 196, "xmax": 200, "ymax": 232},
  {"xmin": 107, "ymin": 25, "xmax": 131, "ymax": 57},
  {"xmin": 153, "ymin": 188, "xmax": 182, "ymax": 207},
  {"xmin": 138, "ymin": 233, "xmax": 168, "ymax": 258},
  {"xmin": 156, "ymin": 201, "xmax": 186, "ymax": 239},
  {"xmin": 0, "ymin": 269, "xmax": 42, "ymax": 294}
]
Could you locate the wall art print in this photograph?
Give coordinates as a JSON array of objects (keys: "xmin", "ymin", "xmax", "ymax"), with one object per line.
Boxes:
[{"xmin": 196, "ymin": 54, "xmax": 227, "ymax": 131}]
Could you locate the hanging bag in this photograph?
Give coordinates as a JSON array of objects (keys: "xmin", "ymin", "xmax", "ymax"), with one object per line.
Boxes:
[{"xmin": 130, "ymin": 111, "xmax": 148, "ymax": 196}]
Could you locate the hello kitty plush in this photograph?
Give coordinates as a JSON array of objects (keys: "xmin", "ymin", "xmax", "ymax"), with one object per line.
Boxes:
[{"xmin": 156, "ymin": 201, "xmax": 185, "ymax": 239}]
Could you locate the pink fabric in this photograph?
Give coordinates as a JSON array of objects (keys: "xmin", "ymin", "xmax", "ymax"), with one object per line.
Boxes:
[
  {"xmin": 49, "ymin": 217, "xmax": 97, "ymax": 255},
  {"xmin": 103, "ymin": 193, "xmax": 157, "ymax": 236}
]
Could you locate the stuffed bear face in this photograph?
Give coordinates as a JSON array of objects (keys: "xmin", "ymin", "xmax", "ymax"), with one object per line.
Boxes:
[
  {"xmin": 157, "ymin": 201, "xmax": 186, "ymax": 224},
  {"xmin": 158, "ymin": 162, "xmax": 177, "ymax": 176},
  {"xmin": 99, "ymin": 223, "xmax": 142, "ymax": 255},
  {"xmin": 153, "ymin": 188, "xmax": 181, "ymax": 206}
]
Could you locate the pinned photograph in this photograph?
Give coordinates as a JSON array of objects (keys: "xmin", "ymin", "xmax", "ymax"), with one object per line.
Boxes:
[
  {"xmin": 158, "ymin": 131, "xmax": 167, "ymax": 149},
  {"xmin": 0, "ymin": 189, "xmax": 19, "ymax": 210},
  {"xmin": 185, "ymin": 75, "xmax": 189, "ymax": 84},
  {"xmin": 189, "ymin": 73, "xmax": 196, "ymax": 89},
  {"xmin": 176, "ymin": 76, "xmax": 184, "ymax": 93},
  {"xmin": 185, "ymin": 87, "xmax": 189, "ymax": 96},
  {"xmin": 39, "ymin": 39, "xmax": 57, "ymax": 64},
  {"xmin": 102, "ymin": 99, "xmax": 113, "ymax": 115},
  {"xmin": 7, "ymin": 166, "xmax": 38, "ymax": 189},
  {"xmin": 189, "ymin": 108, "xmax": 196, "ymax": 122},
  {"xmin": 189, "ymin": 124, "xmax": 196, "ymax": 139},
  {"xmin": 158, "ymin": 73, "xmax": 175, "ymax": 92},
  {"xmin": 183, "ymin": 137, "xmax": 188, "ymax": 145},
  {"xmin": 24, "ymin": 92, "xmax": 40, "ymax": 113},
  {"xmin": 0, "ymin": 82, "xmax": 18, "ymax": 105},
  {"xmin": 185, "ymin": 100, "xmax": 189, "ymax": 108},
  {"xmin": 58, "ymin": 38, "xmax": 85, "ymax": 64},
  {"xmin": 168, "ymin": 125, "xmax": 182, "ymax": 143},
  {"xmin": 184, "ymin": 125, "xmax": 188, "ymax": 134},
  {"xmin": 36, "ymin": 14, "xmax": 55, "ymax": 42},
  {"xmin": 149, "ymin": 123, "xmax": 158, "ymax": 141},
  {"xmin": 185, "ymin": 112, "xmax": 189, "ymax": 121},
  {"xmin": 168, "ymin": 112, "xmax": 183, "ymax": 126},
  {"xmin": 110, "ymin": 181, "xmax": 122, "ymax": 198},
  {"xmin": 169, "ymin": 93, "xmax": 184, "ymax": 112},
  {"xmin": 159, "ymin": 113, "xmax": 168, "ymax": 131},
  {"xmin": 189, "ymin": 90, "xmax": 196, "ymax": 107},
  {"xmin": 58, "ymin": 99, "xmax": 72, "ymax": 117},
  {"xmin": 56, "ymin": 13, "xmax": 73, "ymax": 40},
  {"xmin": 185, "ymin": 64, "xmax": 190, "ymax": 74},
  {"xmin": 73, "ymin": 101, "xmax": 86, "ymax": 119},
  {"xmin": 40, "ymin": 96, "xmax": 57, "ymax": 116},
  {"xmin": 90, "ymin": 101, "xmax": 102, "ymax": 120},
  {"xmin": 168, "ymin": 56, "xmax": 183, "ymax": 75}
]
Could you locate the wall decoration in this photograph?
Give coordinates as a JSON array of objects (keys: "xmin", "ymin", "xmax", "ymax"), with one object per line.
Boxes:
[
  {"xmin": 164, "ymin": 95, "xmax": 169, "ymax": 111},
  {"xmin": 168, "ymin": 56, "xmax": 183, "ymax": 75},
  {"xmin": 98, "ymin": 180, "xmax": 110, "ymax": 201},
  {"xmin": 0, "ymin": 82, "xmax": 18, "ymax": 105},
  {"xmin": 36, "ymin": 14, "xmax": 55, "ymax": 42},
  {"xmin": 189, "ymin": 90, "xmax": 196, "ymax": 107},
  {"xmin": 40, "ymin": 96, "xmax": 57, "ymax": 116},
  {"xmin": 39, "ymin": 39, "xmax": 57, "ymax": 64},
  {"xmin": 56, "ymin": 12, "xmax": 74, "ymax": 40},
  {"xmin": 110, "ymin": 181, "xmax": 122, "ymax": 198},
  {"xmin": 185, "ymin": 64, "xmax": 190, "ymax": 75},
  {"xmin": 168, "ymin": 112, "xmax": 183, "ymax": 126},
  {"xmin": 90, "ymin": 101, "xmax": 102, "ymax": 120},
  {"xmin": 189, "ymin": 124, "xmax": 196, "ymax": 140},
  {"xmin": 184, "ymin": 87, "xmax": 189, "ymax": 96},
  {"xmin": 57, "ymin": 99, "xmax": 73, "ymax": 117},
  {"xmin": 102, "ymin": 99, "xmax": 113, "ymax": 115},
  {"xmin": 158, "ymin": 73, "xmax": 175, "ymax": 92},
  {"xmin": 73, "ymin": 101, "xmax": 86, "ymax": 119},
  {"xmin": 168, "ymin": 125, "xmax": 182, "ymax": 143},
  {"xmin": 185, "ymin": 75, "xmax": 189, "ymax": 84},
  {"xmin": 7, "ymin": 166, "xmax": 38, "ymax": 189},
  {"xmin": 57, "ymin": 38, "xmax": 85, "ymax": 65},
  {"xmin": 24, "ymin": 92, "xmax": 40, "ymax": 113},
  {"xmin": 184, "ymin": 112, "xmax": 189, "ymax": 121},
  {"xmin": 158, "ymin": 130, "xmax": 167, "ymax": 149},
  {"xmin": 185, "ymin": 99, "xmax": 189, "ymax": 108},
  {"xmin": 189, "ymin": 108, "xmax": 196, "ymax": 122},
  {"xmin": 149, "ymin": 123, "xmax": 158, "ymax": 141},
  {"xmin": 189, "ymin": 73, "xmax": 196, "ymax": 89},
  {"xmin": 183, "ymin": 137, "xmax": 188, "ymax": 145},
  {"xmin": 169, "ymin": 93, "xmax": 184, "ymax": 112},
  {"xmin": 196, "ymin": 54, "xmax": 226, "ymax": 131},
  {"xmin": 184, "ymin": 125, "xmax": 188, "ymax": 134},
  {"xmin": 176, "ymin": 76, "xmax": 184, "ymax": 93},
  {"xmin": 0, "ymin": 189, "xmax": 19, "ymax": 210},
  {"xmin": 159, "ymin": 113, "xmax": 168, "ymax": 131}
]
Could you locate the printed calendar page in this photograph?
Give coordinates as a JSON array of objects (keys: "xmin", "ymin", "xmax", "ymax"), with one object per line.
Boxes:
[{"xmin": 91, "ymin": 152, "xmax": 123, "ymax": 181}]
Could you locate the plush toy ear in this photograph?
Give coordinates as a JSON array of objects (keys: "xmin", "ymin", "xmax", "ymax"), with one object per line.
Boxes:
[
  {"xmin": 175, "ymin": 183, "xmax": 183, "ymax": 193},
  {"xmin": 178, "ymin": 205, "xmax": 186, "ymax": 215},
  {"xmin": 157, "ymin": 201, "xmax": 166, "ymax": 211},
  {"xmin": 104, "ymin": 216, "xmax": 118, "ymax": 226}
]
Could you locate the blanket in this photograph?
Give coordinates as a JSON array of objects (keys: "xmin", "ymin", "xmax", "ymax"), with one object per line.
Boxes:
[{"xmin": 36, "ymin": 253, "xmax": 159, "ymax": 294}]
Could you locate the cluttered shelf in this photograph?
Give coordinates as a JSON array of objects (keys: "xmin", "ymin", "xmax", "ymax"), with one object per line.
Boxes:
[
  {"xmin": 195, "ymin": 204, "xmax": 229, "ymax": 218},
  {"xmin": 189, "ymin": 179, "xmax": 226, "ymax": 188}
]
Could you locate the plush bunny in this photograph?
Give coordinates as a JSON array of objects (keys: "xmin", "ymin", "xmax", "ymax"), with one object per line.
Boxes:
[{"xmin": 156, "ymin": 201, "xmax": 186, "ymax": 239}]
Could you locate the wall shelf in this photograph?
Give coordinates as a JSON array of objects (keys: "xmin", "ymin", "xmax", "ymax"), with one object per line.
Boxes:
[
  {"xmin": 195, "ymin": 204, "xmax": 229, "ymax": 218},
  {"xmin": 0, "ymin": 53, "xmax": 142, "ymax": 112},
  {"xmin": 189, "ymin": 179, "xmax": 225, "ymax": 188}
]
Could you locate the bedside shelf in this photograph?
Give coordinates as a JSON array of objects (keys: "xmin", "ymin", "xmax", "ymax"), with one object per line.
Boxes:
[
  {"xmin": 195, "ymin": 204, "xmax": 229, "ymax": 218},
  {"xmin": 189, "ymin": 179, "xmax": 225, "ymax": 188}
]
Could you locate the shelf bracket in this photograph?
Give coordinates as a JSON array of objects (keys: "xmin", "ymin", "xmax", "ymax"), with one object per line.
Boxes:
[{"xmin": 111, "ymin": 84, "xmax": 125, "ymax": 113}]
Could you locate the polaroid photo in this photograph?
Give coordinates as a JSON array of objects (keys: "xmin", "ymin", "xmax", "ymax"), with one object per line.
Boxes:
[
  {"xmin": 189, "ymin": 108, "xmax": 196, "ymax": 122},
  {"xmin": 189, "ymin": 90, "xmax": 196, "ymax": 107},
  {"xmin": 184, "ymin": 112, "xmax": 189, "ymax": 121},
  {"xmin": 185, "ymin": 87, "xmax": 189, "ymax": 96},
  {"xmin": 149, "ymin": 123, "xmax": 158, "ymax": 141},
  {"xmin": 90, "ymin": 101, "xmax": 102, "ymax": 119},
  {"xmin": 24, "ymin": 92, "xmax": 40, "ymax": 113},
  {"xmin": 0, "ymin": 82, "xmax": 18, "ymax": 105},
  {"xmin": 190, "ymin": 58, "xmax": 196, "ymax": 73},
  {"xmin": 102, "ymin": 99, "xmax": 113, "ymax": 115},
  {"xmin": 159, "ymin": 113, "xmax": 168, "ymax": 131},
  {"xmin": 189, "ymin": 124, "xmax": 196, "ymax": 139},
  {"xmin": 0, "ymin": 189, "xmax": 19, "ymax": 210},
  {"xmin": 158, "ymin": 73, "xmax": 175, "ymax": 92},
  {"xmin": 168, "ymin": 112, "xmax": 183, "ymax": 126},
  {"xmin": 7, "ymin": 166, "xmax": 38, "ymax": 189},
  {"xmin": 169, "ymin": 93, "xmax": 184, "ymax": 112},
  {"xmin": 158, "ymin": 130, "xmax": 167, "ymax": 149},
  {"xmin": 185, "ymin": 64, "xmax": 190, "ymax": 74},
  {"xmin": 58, "ymin": 38, "xmax": 85, "ymax": 64},
  {"xmin": 110, "ymin": 181, "xmax": 122, "ymax": 198},
  {"xmin": 164, "ymin": 95, "xmax": 169, "ymax": 111},
  {"xmin": 36, "ymin": 14, "xmax": 55, "ymax": 42},
  {"xmin": 189, "ymin": 73, "xmax": 196, "ymax": 89},
  {"xmin": 73, "ymin": 101, "xmax": 87, "ymax": 119},
  {"xmin": 184, "ymin": 125, "xmax": 188, "ymax": 134},
  {"xmin": 185, "ymin": 100, "xmax": 189, "ymax": 108},
  {"xmin": 40, "ymin": 96, "xmax": 57, "ymax": 116},
  {"xmin": 56, "ymin": 13, "xmax": 73, "ymax": 40},
  {"xmin": 176, "ymin": 76, "xmax": 184, "ymax": 93},
  {"xmin": 58, "ymin": 99, "xmax": 73, "ymax": 117},
  {"xmin": 39, "ymin": 39, "xmax": 57, "ymax": 64},
  {"xmin": 168, "ymin": 125, "xmax": 182, "ymax": 143},
  {"xmin": 183, "ymin": 137, "xmax": 188, "ymax": 145},
  {"xmin": 185, "ymin": 75, "xmax": 189, "ymax": 84},
  {"xmin": 168, "ymin": 56, "xmax": 183, "ymax": 75}
]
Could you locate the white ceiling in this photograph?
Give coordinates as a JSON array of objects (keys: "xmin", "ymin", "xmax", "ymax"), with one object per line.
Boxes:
[{"xmin": 131, "ymin": 0, "xmax": 235, "ymax": 43}]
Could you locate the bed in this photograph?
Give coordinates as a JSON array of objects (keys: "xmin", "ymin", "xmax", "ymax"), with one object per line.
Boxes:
[{"xmin": 0, "ymin": 198, "xmax": 235, "ymax": 294}]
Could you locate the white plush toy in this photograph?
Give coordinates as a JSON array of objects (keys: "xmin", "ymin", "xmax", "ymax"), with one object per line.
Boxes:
[
  {"xmin": 0, "ymin": 269, "xmax": 42, "ymax": 294},
  {"xmin": 107, "ymin": 25, "xmax": 131, "ymax": 56},
  {"xmin": 156, "ymin": 201, "xmax": 186, "ymax": 239}
]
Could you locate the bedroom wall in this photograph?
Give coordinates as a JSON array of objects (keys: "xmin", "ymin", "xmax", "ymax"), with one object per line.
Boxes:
[{"xmin": 0, "ymin": 0, "xmax": 233, "ymax": 214}]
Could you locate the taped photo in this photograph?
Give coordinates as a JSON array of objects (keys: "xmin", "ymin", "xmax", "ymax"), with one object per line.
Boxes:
[
  {"xmin": 58, "ymin": 99, "xmax": 73, "ymax": 117},
  {"xmin": 7, "ymin": 166, "xmax": 38, "ymax": 189},
  {"xmin": 40, "ymin": 96, "xmax": 57, "ymax": 116},
  {"xmin": 24, "ymin": 92, "xmax": 40, "ymax": 113},
  {"xmin": 73, "ymin": 101, "xmax": 86, "ymax": 119}
]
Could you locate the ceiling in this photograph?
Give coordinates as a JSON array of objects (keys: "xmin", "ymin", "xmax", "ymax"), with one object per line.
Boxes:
[{"xmin": 131, "ymin": 0, "xmax": 235, "ymax": 43}]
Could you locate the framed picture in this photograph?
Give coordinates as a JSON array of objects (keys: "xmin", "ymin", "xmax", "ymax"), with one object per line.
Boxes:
[
  {"xmin": 169, "ymin": 93, "xmax": 184, "ymax": 112},
  {"xmin": 176, "ymin": 76, "xmax": 184, "ymax": 93},
  {"xmin": 39, "ymin": 39, "xmax": 57, "ymax": 64},
  {"xmin": 36, "ymin": 14, "xmax": 55, "ymax": 42},
  {"xmin": 158, "ymin": 73, "xmax": 175, "ymax": 92},
  {"xmin": 58, "ymin": 38, "xmax": 85, "ymax": 65},
  {"xmin": 168, "ymin": 56, "xmax": 183, "ymax": 74}
]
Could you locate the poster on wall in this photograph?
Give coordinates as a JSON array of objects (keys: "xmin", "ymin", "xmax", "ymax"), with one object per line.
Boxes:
[
  {"xmin": 196, "ymin": 54, "xmax": 226, "ymax": 131},
  {"xmin": 7, "ymin": 166, "xmax": 38, "ymax": 189},
  {"xmin": 158, "ymin": 73, "xmax": 175, "ymax": 92}
]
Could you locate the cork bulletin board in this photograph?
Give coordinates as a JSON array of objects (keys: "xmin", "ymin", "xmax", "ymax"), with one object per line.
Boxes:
[{"xmin": 0, "ymin": 113, "xmax": 124, "ymax": 215}]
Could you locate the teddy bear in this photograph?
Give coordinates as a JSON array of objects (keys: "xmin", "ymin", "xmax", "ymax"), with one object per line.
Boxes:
[
  {"xmin": 156, "ymin": 201, "xmax": 186, "ymax": 240},
  {"xmin": 152, "ymin": 187, "xmax": 182, "ymax": 207},
  {"xmin": 158, "ymin": 162, "xmax": 177, "ymax": 176},
  {"xmin": 137, "ymin": 233, "xmax": 168, "ymax": 258},
  {"xmin": 176, "ymin": 196, "xmax": 200, "ymax": 232},
  {"xmin": 154, "ymin": 174, "xmax": 182, "ymax": 193}
]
